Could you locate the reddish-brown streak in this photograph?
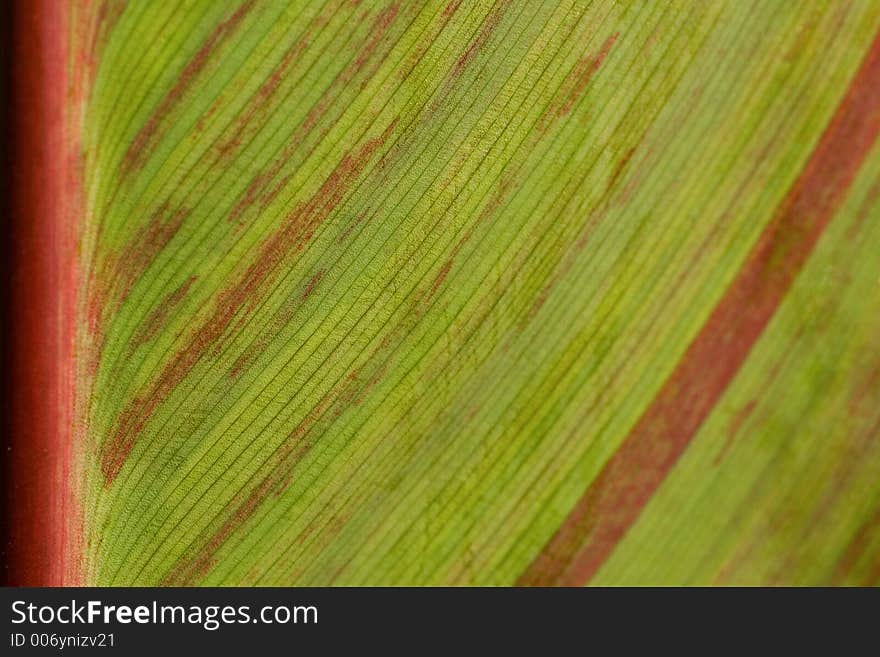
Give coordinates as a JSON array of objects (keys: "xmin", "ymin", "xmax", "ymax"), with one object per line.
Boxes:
[
  {"xmin": 227, "ymin": 4, "xmax": 400, "ymax": 223},
  {"xmin": 194, "ymin": 95, "xmax": 224, "ymax": 133},
  {"xmin": 336, "ymin": 206, "xmax": 370, "ymax": 244},
  {"xmin": 517, "ymin": 29, "xmax": 880, "ymax": 586},
  {"xmin": 354, "ymin": 4, "xmax": 399, "ymax": 73},
  {"xmin": 161, "ymin": 373, "xmax": 349, "ymax": 585},
  {"xmin": 429, "ymin": 260, "xmax": 454, "ymax": 297},
  {"xmin": 86, "ymin": 204, "xmax": 188, "ymax": 375},
  {"xmin": 282, "ymin": 510, "xmax": 357, "ymax": 582},
  {"xmin": 850, "ymin": 362, "xmax": 880, "ymax": 415},
  {"xmin": 213, "ymin": 37, "xmax": 309, "ymax": 164},
  {"xmin": 572, "ymin": 146, "xmax": 638, "ymax": 253},
  {"xmin": 712, "ymin": 343, "xmax": 793, "ymax": 468},
  {"xmin": 257, "ymin": 173, "xmax": 293, "ymax": 213},
  {"xmin": 431, "ymin": 34, "xmax": 627, "ymax": 337},
  {"xmin": 398, "ymin": 0, "xmax": 461, "ymax": 80},
  {"xmin": 160, "ymin": 466, "xmax": 282, "ymax": 585},
  {"xmin": 100, "ymin": 124, "xmax": 396, "ymax": 485},
  {"xmin": 443, "ymin": 0, "xmax": 461, "ymax": 19},
  {"xmin": 453, "ymin": 0, "xmax": 509, "ymax": 76},
  {"xmin": 122, "ymin": 0, "xmax": 255, "ymax": 174},
  {"xmin": 132, "ymin": 276, "xmax": 197, "ymax": 348},
  {"xmin": 434, "ymin": 47, "xmax": 630, "ymax": 319},
  {"xmin": 301, "ymin": 269, "xmax": 325, "ymax": 300},
  {"xmin": 831, "ymin": 502, "xmax": 880, "ymax": 585},
  {"xmin": 521, "ymin": 145, "xmax": 636, "ymax": 328},
  {"xmin": 209, "ymin": 0, "xmax": 355, "ymax": 162},
  {"xmin": 110, "ymin": 205, "xmax": 188, "ymax": 306},
  {"xmin": 428, "ymin": 178, "xmax": 513, "ymax": 298},
  {"xmin": 536, "ymin": 32, "xmax": 619, "ymax": 135},
  {"xmin": 713, "ymin": 399, "xmax": 758, "ymax": 466},
  {"xmin": 228, "ymin": 269, "xmax": 325, "ymax": 379},
  {"xmin": 229, "ymin": 171, "xmax": 271, "ymax": 224},
  {"xmin": 766, "ymin": 410, "xmax": 880, "ymax": 584},
  {"xmin": 557, "ymin": 33, "xmax": 618, "ymax": 117}
]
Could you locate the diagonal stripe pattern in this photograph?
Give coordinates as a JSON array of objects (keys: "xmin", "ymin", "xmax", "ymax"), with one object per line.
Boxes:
[{"xmin": 53, "ymin": 0, "xmax": 880, "ymax": 585}]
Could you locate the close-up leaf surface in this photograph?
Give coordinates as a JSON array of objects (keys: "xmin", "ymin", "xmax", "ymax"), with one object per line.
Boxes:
[{"xmin": 5, "ymin": 0, "xmax": 880, "ymax": 586}]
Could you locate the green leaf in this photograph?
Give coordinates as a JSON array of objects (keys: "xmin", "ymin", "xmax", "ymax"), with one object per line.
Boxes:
[{"xmin": 50, "ymin": 0, "xmax": 880, "ymax": 585}]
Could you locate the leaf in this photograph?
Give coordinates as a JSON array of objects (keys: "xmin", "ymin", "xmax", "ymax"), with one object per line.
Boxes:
[{"xmin": 7, "ymin": 0, "xmax": 880, "ymax": 585}]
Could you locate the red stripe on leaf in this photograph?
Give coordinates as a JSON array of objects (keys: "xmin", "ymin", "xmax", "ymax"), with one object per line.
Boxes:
[{"xmin": 518, "ymin": 28, "xmax": 880, "ymax": 586}]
